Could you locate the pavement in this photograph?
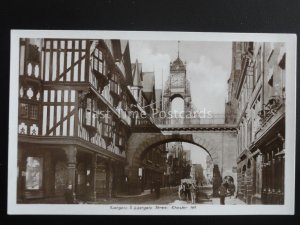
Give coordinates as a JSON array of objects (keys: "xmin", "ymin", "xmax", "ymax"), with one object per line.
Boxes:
[
  {"xmin": 210, "ymin": 196, "xmax": 246, "ymax": 205},
  {"xmin": 115, "ymin": 189, "xmax": 151, "ymax": 198},
  {"xmin": 169, "ymin": 196, "xmax": 246, "ymax": 205},
  {"xmin": 86, "ymin": 187, "xmax": 247, "ymax": 205}
]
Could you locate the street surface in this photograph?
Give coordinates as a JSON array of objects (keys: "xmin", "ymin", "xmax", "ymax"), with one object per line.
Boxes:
[{"xmin": 87, "ymin": 186, "xmax": 246, "ymax": 205}]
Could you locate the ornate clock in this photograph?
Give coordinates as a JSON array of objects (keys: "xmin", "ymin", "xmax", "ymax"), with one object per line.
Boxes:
[{"xmin": 171, "ymin": 74, "xmax": 184, "ymax": 87}]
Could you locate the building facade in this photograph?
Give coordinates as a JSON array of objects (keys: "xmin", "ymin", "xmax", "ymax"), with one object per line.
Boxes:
[
  {"xmin": 228, "ymin": 42, "xmax": 286, "ymax": 204},
  {"xmin": 17, "ymin": 38, "xmax": 157, "ymax": 203},
  {"xmin": 190, "ymin": 164, "xmax": 205, "ymax": 185},
  {"xmin": 165, "ymin": 142, "xmax": 191, "ymax": 186}
]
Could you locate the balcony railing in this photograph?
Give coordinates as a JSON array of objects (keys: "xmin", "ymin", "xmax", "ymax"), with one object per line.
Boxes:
[{"xmin": 152, "ymin": 114, "xmax": 233, "ymax": 126}]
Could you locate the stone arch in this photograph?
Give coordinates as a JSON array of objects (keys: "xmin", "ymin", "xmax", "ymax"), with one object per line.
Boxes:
[
  {"xmin": 125, "ymin": 131, "xmax": 237, "ymax": 195},
  {"xmin": 129, "ymin": 133, "xmax": 220, "ymax": 168},
  {"xmin": 169, "ymin": 93, "xmax": 184, "ymax": 101}
]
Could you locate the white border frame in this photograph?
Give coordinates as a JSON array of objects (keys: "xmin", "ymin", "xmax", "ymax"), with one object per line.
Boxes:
[{"xmin": 8, "ymin": 30, "xmax": 297, "ymax": 215}]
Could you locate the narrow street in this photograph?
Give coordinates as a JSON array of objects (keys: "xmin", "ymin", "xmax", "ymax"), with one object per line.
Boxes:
[{"xmin": 86, "ymin": 185, "xmax": 246, "ymax": 205}]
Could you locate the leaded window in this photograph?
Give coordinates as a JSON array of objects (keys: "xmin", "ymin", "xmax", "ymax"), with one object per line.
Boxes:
[
  {"xmin": 20, "ymin": 103, "xmax": 29, "ymax": 118},
  {"xmin": 92, "ymin": 48, "xmax": 104, "ymax": 74}
]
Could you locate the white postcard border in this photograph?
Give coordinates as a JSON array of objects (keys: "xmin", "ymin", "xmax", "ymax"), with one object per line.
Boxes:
[{"xmin": 8, "ymin": 30, "xmax": 297, "ymax": 215}]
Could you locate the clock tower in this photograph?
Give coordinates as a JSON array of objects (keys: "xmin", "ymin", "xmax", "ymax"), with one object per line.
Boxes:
[{"xmin": 163, "ymin": 44, "xmax": 192, "ymax": 121}]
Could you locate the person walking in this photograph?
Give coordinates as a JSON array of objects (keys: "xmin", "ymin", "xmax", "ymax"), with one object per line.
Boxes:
[
  {"xmin": 190, "ymin": 183, "xmax": 197, "ymax": 204},
  {"xmin": 178, "ymin": 184, "xmax": 183, "ymax": 200},
  {"xmin": 183, "ymin": 182, "xmax": 189, "ymax": 201},
  {"xmin": 154, "ymin": 179, "xmax": 161, "ymax": 199},
  {"xmin": 218, "ymin": 182, "xmax": 227, "ymax": 205}
]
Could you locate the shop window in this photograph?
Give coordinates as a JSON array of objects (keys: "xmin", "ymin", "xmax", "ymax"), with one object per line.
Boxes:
[
  {"xmin": 20, "ymin": 103, "xmax": 29, "ymax": 118},
  {"xmin": 25, "ymin": 157, "xmax": 43, "ymax": 190}
]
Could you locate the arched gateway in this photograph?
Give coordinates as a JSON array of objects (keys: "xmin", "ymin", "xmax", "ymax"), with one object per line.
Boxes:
[
  {"xmin": 125, "ymin": 127, "xmax": 237, "ymax": 196},
  {"xmin": 124, "ymin": 46, "xmax": 238, "ymax": 196}
]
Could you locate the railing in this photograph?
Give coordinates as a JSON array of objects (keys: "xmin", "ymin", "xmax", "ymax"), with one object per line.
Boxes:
[
  {"xmin": 133, "ymin": 114, "xmax": 238, "ymax": 129},
  {"xmin": 152, "ymin": 114, "xmax": 234, "ymax": 126}
]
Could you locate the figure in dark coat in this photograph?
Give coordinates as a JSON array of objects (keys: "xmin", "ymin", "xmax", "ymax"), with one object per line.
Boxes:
[
  {"xmin": 154, "ymin": 180, "xmax": 161, "ymax": 199},
  {"xmin": 218, "ymin": 183, "xmax": 227, "ymax": 205}
]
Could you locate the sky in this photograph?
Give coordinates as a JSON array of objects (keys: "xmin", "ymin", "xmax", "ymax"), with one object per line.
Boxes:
[
  {"xmin": 129, "ymin": 40, "xmax": 232, "ymax": 168},
  {"xmin": 129, "ymin": 40, "xmax": 232, "ymax": 114}
]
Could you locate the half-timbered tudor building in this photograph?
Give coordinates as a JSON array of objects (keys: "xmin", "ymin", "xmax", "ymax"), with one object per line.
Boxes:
[{"xmin": 17, "ymin": 38, "xmax": 155, "ymax": 203}]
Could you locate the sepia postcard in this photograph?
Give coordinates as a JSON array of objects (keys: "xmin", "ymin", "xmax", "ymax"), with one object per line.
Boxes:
[{"xmin": 8, "ymin": 30, "xmax": 296, "ymax": 215}]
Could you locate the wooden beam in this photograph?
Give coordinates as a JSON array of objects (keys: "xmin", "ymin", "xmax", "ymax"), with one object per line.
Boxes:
[
  {"xmin": 46, "ymin": 107, "xmax": 76, "ymax": 135},
  {"xmin": 56, "ymin": 54, "xmax": 86, "ymax": 82}
]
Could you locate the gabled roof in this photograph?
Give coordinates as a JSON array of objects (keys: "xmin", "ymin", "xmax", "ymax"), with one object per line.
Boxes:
[
  {"xmin": 131, "ymin": 60, "xmax": 143, "ymax": 87},
  {"xmin": 111, "ymin": 40, "xmax": 133, "ymax": 86},
  {"xmin": 142, "ymin": 72, "xmax": 155, "ymax": 103}
]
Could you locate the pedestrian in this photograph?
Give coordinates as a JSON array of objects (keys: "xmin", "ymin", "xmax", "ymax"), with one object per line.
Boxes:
[
  {"xmin": 184, "ymin": 183, "xmax": 190, "ymax": 201},
  {"xmin": 190, "ymin": 183, "xmax": 196, "ymax": 204},
  {"xmin": 154, "ymin": 179, "xmax": 160, "ymax": 199},
  {"xmin": 187, "ymin": 183, "xmax": 191, "ymax": 202},
  {"xmin": 183, "ymin": 182, "xmax": 189, "ymax": 201},
  {"xmin": 218, "ymin": 182, "xmax": 227, "ymax": 205},
  {"xmin": 178, "ymin": 184, "xmax": 183, "ymax": 200}
]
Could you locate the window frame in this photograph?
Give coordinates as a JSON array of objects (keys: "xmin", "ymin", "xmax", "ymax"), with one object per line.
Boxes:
[
  {"xmin": 20, "ymin": 103, "xmax": 29, "ymax": 118},
  {"xmin": 92, "ymin": 48, "xmax": 104, "ymax": 74}
]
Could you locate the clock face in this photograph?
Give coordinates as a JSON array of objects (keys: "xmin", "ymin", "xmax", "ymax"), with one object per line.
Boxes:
[{"xmin": 171, "ymin": 74, "xmax": 184, "ymax": 87}]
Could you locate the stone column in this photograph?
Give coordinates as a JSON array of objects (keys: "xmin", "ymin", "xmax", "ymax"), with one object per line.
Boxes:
[{"xmin": 64, "ymin": 145, "xmax": 77, "ymax": 196}]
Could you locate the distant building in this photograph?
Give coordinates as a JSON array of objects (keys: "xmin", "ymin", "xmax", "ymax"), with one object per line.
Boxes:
[
  {"xmin": 205, "ymin": 155, "xmax": 214, "ymax": 184},
  {"xmin": 190, "ymin": 164, "xmax": 205, "ymax": 185},
  {"xmin": 166, "ymin": 142, "xmax": 191, "ymax": 185}
]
